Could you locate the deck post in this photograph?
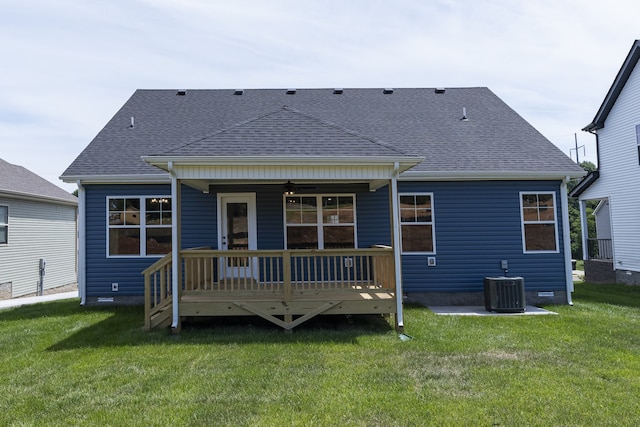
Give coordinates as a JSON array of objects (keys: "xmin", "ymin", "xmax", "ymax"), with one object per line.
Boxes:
[
  {"xmin": 144, "ymin": 270, "xmax": 151, "ymax": 331},
  {"xmin": 390, "ymin": 163, "xmax": 404, "ymax": 332}
]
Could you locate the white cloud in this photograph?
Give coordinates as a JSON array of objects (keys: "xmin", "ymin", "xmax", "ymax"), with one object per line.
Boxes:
[{"xmin": 1, "ymin": 0, "xmax": 639, "ymax": 190}]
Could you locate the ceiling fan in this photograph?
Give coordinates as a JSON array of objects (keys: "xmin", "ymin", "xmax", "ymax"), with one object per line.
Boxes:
[{"xmin": 283, "ymin": 180, "xmax": 319, "ymax": 195}]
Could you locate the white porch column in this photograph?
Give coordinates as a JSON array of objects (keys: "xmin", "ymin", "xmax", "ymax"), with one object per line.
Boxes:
[
  {"xmin": 390, "ymin": 163, "xmax": 404, "ymax": 331},
  {"xmin": 170, "ymin": 165, "xmax": 182, "ymax": 329},
  {"xmin": 561, "ymin": 178, "xmax": 573, "ymax": 305},
  {"xmin": 579, "ymin": 199, "xmax": 589, "ymax": 262}
]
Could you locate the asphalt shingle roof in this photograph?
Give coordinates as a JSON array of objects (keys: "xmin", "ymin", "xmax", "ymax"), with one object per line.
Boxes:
[
  {"xmin": 61, "ymin": 87, "xmax": 583, "ymax": 178},
  {"xmin": 0, "ymin": 158, "xmax": 77, "ymax": 204}
]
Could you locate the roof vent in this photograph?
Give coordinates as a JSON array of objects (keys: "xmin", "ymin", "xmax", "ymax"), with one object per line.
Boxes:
[
  {"xmin": 383, "ymin": 88, "xmax": 394, "ymax": 94},
  {"xmin": 286, "ymin": 89, "xmax": 296, "ymax": 95},
  {"xmin": 234, "ymin": 89, "xmax": 244, "ymax": 95},
  {"xmin": 176, "ymin": 90, "xmax": 187, "ymax": 96},
  {"xmin": 460, "ymin": 107, "xmax": 469, "ymax": 121},
  {"xmin": 435, "ymin": 87, "xmax": 446, "ymax": 94},
  {"xmin": 128, "ymin": 116, "xmax": 135, "ymax": 129},
  {"xmin": 333, "ymin": 88, "xmax": 344, "ymax": 94}
]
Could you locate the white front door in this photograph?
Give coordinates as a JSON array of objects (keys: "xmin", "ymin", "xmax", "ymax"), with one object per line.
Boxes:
[{"xmin": 218, "ymin": 193, "xmax": 257, "ymax": 279}]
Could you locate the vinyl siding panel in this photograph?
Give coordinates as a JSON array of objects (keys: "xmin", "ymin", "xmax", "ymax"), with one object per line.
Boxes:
[
  {"xmin": 84, "ymin": 184, "xmax": 171, "ymax": 297},
  {"xmin": 0, "ymin": 197, "xmax": 77, "ymax": 297},
  {"xmin": 582, "ymin": 61, "xmax": 640, "ymax": 271},
  {"xmin": 398, "ymin": 181, "xmax": 567, "ymax": 293},
  {"xmin": 83, "ymin": 180, "xmax": 568, "ymax": 297}
]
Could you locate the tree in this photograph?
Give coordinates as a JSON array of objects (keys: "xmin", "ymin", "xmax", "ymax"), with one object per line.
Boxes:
[{"xmin": 567, "ymin": 161, "xmax": 597, "ymax": 260}]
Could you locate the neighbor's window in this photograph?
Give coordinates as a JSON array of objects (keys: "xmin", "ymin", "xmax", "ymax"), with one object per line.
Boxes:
[
  {"xmin": 285, "ymin": 195, "xmax": 355, "ymax": 249},
  {"xmin": 400, "ymin": 194, "xmax": 435, "ymax": 253},
  {"xmin": 520, "ymin": 192, "xmax": 558, "ymax": 252},
  {"xmin": 0, "ymin": 205, "xmax": 7, "ymax": 244},
  {"xmin": 636, "ymin": 124, "xmax": 640, "ymax": 164},
  {"xmin": 107, "ymin": 197, "xmax": 172, "ymax": 256}
]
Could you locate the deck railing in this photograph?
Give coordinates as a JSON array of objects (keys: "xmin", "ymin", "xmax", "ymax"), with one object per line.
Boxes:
[
  {"xmin": 143, "ymin": 247, "xmax": 395, "ymax": 330},
  {"xmin": 587, "ymin": 238, "xmax": 613, "ymax": 260}
]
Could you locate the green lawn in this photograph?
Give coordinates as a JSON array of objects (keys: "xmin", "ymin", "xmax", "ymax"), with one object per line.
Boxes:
[{"xmin": 1, "ymin": 283, "xmax": 639, "ymax": 426}]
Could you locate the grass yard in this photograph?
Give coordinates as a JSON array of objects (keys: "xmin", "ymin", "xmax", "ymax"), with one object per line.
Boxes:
[{"xmin": 1, "ymin": 283, "xmax": 639, "ymax": 426}]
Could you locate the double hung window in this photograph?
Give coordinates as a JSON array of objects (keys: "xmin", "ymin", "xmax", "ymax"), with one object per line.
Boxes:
[
  {"xmin": 108, "ymin": 197, "xmax": 172, "ymax": 256},
  {"xmin": 0, "ymin": 205, "xmax": 7, "ymax": 244},
  {"xmin": 520, "ymin": 192, "xmax": 558, "ymax": 252},
  {"xmin": 399, "ymin": 194, "xmax": 435, "ymax": 253},
  {"xmin": 285, "ymin": 195, "xmax": 356, "ymax": 249}
]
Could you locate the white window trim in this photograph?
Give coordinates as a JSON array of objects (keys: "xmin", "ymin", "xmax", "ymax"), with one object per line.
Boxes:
[
  {"xmin": 519, "ymin": 191, "xmax": 560, "ymax": 254},
  {"xmin": 283, "ymin": 193, "xmax": 358, "ymax": 250},
  {"xmin": 0, "ymin": 205, "xmax": 8, "ymax": 245},
  {"xmin": 106, "ymin": 195, "xmax": 172, "ymax": 258},
  {"xmin": 399, "ymin": 192, "xmax": 436, "ymax": 255}
]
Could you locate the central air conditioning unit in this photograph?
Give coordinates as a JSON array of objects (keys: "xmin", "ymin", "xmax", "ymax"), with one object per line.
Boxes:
[{"xmin": 484, "ymin": 277, "xmax": 526, "ymax": 313}]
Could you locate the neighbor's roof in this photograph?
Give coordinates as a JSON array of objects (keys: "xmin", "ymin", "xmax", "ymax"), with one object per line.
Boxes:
[
  {"xmin": 584, "ymin": 40, "xmax": 640, "ymax": 132},
  {"xmin": 0, "ymin": 158, "xmax": 77, "ymax": 205},
  {"xmin": 62, "ymin": 87, "xmax": 583, "ymax": 180}
]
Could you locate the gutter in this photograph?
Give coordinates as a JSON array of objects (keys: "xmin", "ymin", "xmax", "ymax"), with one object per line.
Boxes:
[{"xmin": 399, "ymin": 169, "xmax": 586, "ymax": 181}]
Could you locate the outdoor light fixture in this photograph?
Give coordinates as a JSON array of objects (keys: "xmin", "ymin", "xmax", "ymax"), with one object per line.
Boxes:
[{"xmin": 284, "ymin": 181, "xmax": 296, "ymax": 195}]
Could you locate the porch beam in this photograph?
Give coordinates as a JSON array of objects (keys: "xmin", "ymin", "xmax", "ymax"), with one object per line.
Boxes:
[{"xmin": 233, "ymin": 300, "xmax": 340, "ymax": 330}]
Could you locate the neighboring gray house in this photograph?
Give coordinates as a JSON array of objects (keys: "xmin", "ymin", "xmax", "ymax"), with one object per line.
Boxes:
[
  {"xmin": 61, "ymin": 87, "xmax": 583, "ymax": 331},
  {"xmin": 0, "ymin": 158, "xmax": 78, "ymax": 299},
  {"xmin": 571, "ymin": 40, "xmax": 640, "ymax": 284}
]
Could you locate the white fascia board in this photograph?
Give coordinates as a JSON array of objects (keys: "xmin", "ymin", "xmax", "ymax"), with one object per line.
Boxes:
[
  {"xmin": 399, "ymin": 170, "xmax": 587, "ymax": 181},
  {"xmin": 142, "ymin": 155, "xmax": 422, "ymax": 170},
  {"xmin": 60, "ymin": 174, "xmax": 171, "ymax": 185}
]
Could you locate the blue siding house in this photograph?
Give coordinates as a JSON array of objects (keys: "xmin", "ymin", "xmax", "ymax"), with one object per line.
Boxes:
[{"xmin": 61, "ymin": 88, "xmax": 583, "ymax": 331}]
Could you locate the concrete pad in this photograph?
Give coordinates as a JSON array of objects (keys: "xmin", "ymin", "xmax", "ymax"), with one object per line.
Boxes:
[
  {"xmin": 428, "ymin": 305, "xmax": 557, "ymax": 316},
  {"xmin": 0, "ymin": 291, "xmax": 79, "ymax": 310}
]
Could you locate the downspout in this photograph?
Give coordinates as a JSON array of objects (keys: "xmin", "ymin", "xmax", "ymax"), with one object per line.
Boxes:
[
  {"xmin": 390, "ymin": 162, "xmax": 404, "ymax": 331},
  {"xmin": 76, "ymin": 181, "xmax": 86, "ymax": 305},
  {"xmin": 169, "ymin": 162, "xmax": 180, "ymax": 329},
  {"xmin": 560, "ymin": 177, "xmax": 573, "ymax": 305}
]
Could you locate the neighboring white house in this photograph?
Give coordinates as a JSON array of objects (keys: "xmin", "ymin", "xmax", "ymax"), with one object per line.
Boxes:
[
  {"xmin": 0, "ymin": 158, "xmax": 78, "ymax": 299},
  {"xmin": 571, "ymin": 39, "xmax": 640, "ymax": 284}
]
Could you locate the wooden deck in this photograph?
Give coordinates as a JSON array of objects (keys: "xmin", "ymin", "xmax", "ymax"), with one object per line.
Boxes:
[{"xmin": 143, "ymin": 248, "xmax": 397, "ymax": 331}]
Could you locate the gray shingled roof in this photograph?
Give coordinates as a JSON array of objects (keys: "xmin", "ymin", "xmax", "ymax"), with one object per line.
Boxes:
[
  {"xmin": 62, "ymin": 87, "xmax": 583, "ymax": 178},
  {"xmin": 0, "ymin": 158, "xmax": 77, "ymax": 204},
  {"xmin": 161, "ymin": 106, "xmax": 409, "ymax": 157}
]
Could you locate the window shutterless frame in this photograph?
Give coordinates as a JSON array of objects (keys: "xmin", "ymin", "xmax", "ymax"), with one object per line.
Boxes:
[
  {"xmin": 519, "ymin": 191, "xmax": 559, "ymax": 253},
  {"xmin": 106, "ymin": 195, "xmax": 172, "ymax": 258},
  {"xmin": 0, "ymin": 205, "xmax": 8, "ymax": 244},
  {"xmin": 283, "ymin": 194, "xmax": 357, "ymax": 250},
  {"xmin": 398, "ymin": 193, "xmax": 436, "ymax": 255}
]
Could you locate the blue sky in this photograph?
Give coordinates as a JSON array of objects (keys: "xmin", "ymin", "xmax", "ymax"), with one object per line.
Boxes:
[{"xmin": 1, "ymin": 0, "xmax": 639, "ymax": 192}]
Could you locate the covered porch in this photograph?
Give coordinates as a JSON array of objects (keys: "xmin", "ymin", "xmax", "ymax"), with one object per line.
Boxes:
[{"xmin": 141, "ymin": 147, "xmax": 421, "ymax": 332}]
